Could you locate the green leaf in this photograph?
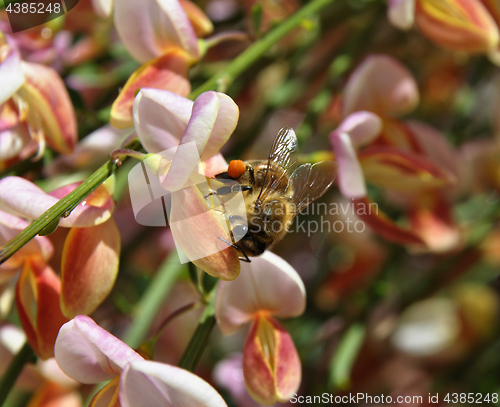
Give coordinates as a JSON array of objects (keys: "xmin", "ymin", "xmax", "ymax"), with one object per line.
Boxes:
[
  {"xmin": 251, "ymin": 3, "xmax": 263, "ymax": 38},
  {"xmin": 329, "ymin": 323, "xmax": 366, "ymax": 390}
]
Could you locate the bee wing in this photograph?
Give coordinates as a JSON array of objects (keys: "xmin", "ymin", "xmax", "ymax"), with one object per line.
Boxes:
[
  {"xmin": 290, "ymin": 161, "xmax": 338, "ymax": 214},
  {"xmin": 257, "ymin": 127, "xmax": 299, "ymax": 201},
  {"xmin": 268, "ymin": 126, "xmax": 299, "ymax": 168}
]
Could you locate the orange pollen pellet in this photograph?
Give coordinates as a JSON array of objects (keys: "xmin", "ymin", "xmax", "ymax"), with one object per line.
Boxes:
[{"xmin": 228, "ymin": 160, "xmax": 247, "ymax": 178}]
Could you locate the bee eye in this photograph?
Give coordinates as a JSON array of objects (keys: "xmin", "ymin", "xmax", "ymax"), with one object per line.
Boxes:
[
  {"xmin": 228, "ymin": 160, "xmax": 247, "ymax": 178},
  {"xmin": 232, "ymin": 224, "xmax": 248, "ymax": 240}
]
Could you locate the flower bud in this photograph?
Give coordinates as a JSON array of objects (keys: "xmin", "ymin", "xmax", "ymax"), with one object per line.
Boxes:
[
  {"xmin": 415, "ymin": 0, "xmax": 500, "ymax": 52},
  {"xmin": 243, "ymin": 314, "xmax": 301, "ymax": 406}
]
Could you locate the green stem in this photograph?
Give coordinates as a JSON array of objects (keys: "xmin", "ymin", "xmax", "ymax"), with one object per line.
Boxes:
[
  {"xmin": 190, "ymin": 0, "xmax": 336, "ymax": 98},
  {"xmin": 150, "ymin": 301, "xmax": 202, "ymax": 344},
  {"xmin": 178, "ymin": 286, "xmax": 217, "ymax": 372},
  {"xmin": 122, "ymin": 252, "xmax": 186, "ymax": 349},
  {"xmin": 0, "ymin": 342, "xmax": 36, "ymax": 407}
]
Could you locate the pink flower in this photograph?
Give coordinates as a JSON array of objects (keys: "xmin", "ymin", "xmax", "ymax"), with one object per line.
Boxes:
[
  {"xmin": 342, "ymin": 55, "xmax": 419, "ymax": 118},
  {"xmin": 103, "ymin": 0, "xmax": 214, "ymax": 127},
  {"xmin": 0, "ymin": 37, "xmax": 77, "ymax": 166},
  {"xmin": 331, "ymin": 55, "xmax": 462, "ymax": 252},
  {"xmin": 0, "ymin": 177, "xmax": 120, "ymax": 320},
  {"xmin": 0, "ymin": 324, "xmax": 82, "ymax": 406},
  {"xmin": 0, "ymin": 209, "xmax": 65, "ymax": 360},
  {"xmin": 55, "ymin": 315, "xmax": 228, "ymax": 407},
  {"xmin": 387, "ymin": 0, "xmax": 500, "ymax": 58},
  {"xmin": 215, "ymin": 252, "xmax": 305, "ymax": 405},
  {"xmin": 129, "ymin": 88, "xmax": 242, "ymax": 280}
]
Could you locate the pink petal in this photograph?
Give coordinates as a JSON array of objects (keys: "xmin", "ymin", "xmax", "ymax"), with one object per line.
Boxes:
[
  {"xmin": 0, "ymin": 177, "xmax": 114, "ymax": 227},
  {"xmin": 196, "ymin": 92, "xmax": 239, "ymax": 161},
  {"xmin": 19, "ymin": 62, "xmax": 77, "ymax": 155},
  {"xmin": 406, "ymin": 120, "xmax": 460, "ymax": 179},
  {"xmin": 0, "ymin": 47, "xmax": 25, "ymax": 105},
  {"xmin": 0, "ymin": 101, "xmax": 20, "ymax": 132},
  {"xmin": 201, "ymin": 153, "xmax": 228, "ymax": 177},
  {"xmin": 60, "ymin": 219, "xmax": 121, "ymax": 318},
  {"xmin": 359, "ymin": 146, "xmax": 457, "ymax": 191},
  {"xmin": 343, "ymin": 54, "xmax": 419, "ymax": 117},
  {"xmin": 215, "ymin": 251, "xmax": 306, "ymax": 335},
  {"xmin": 336, "ymin": 111, "xmax": 383, "ymax": 148},
  {"xmin": 388, "ymin": 0, "xmax": 415, "ymax": 30},
  {"xmin": 120, "ymin": 361, "xmax": 228, "ymax": 407},
  {"xmin": 409, "ymin": 194, "xmax": 462, "ymax": 252},
  {"xmin": 133, "ymin": 88, "xmax": 193, "ymax": 154},
  {"xmin": 127, "ymin": 157, "xmax": 172, "ymax": 227},
  {"xmin": 110, "ymin": 52, "xmax": 191, "ymax": 129},
  {"xmin": 162, "ymin": 141, "xmax": 204, "ymax": 192},
  {"xmin": 37, "ymin": 358, "xmax": 79, "ymax": 388},
  {"xmin": 213, "ymin": 354, "xmax": 252, "ymax": 406},
  {"xmin": 352, "ymin": 197, "xmax": 425, "ymax": 245},
  {"xmin": 0, "ymin": 126, "xmax": 31, "ymax": 161},
  {"xmin": 114, "ymin": 0, "xmax": 198, "ymax": 63},
  {"xmin": 205, "ymin": 0, "xmax": 239, "ymax": 22},
  {"xmin": 54, "ymin": 315, "xmax": 143, "ymax": 384},
  {"xmin": 0, "ymin": 209, "xmax": 53, "ymax": 273},
  {"xmin": 330, "ymin": 131, "xmax": 367, "ymax": 199},
  {"xmin": 415, "ymin": 0, "xmax": 499, "ymax": 53},
  {"xmin": 243, "ymin": 315, "xmax": 301, "ymax": 405},
  {"xmin": 180, "ymin": 0, "xmax": 214, "ymax": 37},
  {"xmin": 163, "ymin": 91, "xmax": 238, "ymax": 191},
  {"xmin": 16, "ymin": 259, "xmax": 69, "ymax": 360},
  {"xmin": 168, "ymin": 183, "xmax": 241, "ymax": 280}
]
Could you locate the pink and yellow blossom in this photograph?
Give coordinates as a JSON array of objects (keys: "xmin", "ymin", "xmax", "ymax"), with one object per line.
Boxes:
[
  {"xmin": 215, "ymin": 251, "xmax": 305, "ymax": 405},
  {"xmin": 55, "ymin": 315, "xmax": 228, "ymax": 407},
  {"xmin": 0, "ymin": 177, "xmax": 120, "ymax": 320},
  {"xmin": 388, "ymin": 0, "xmax": 500, "ymax": 58},
  {"xmin": 106, "ymin": 0, "xmax": 213, "ymax": 127},
  {"xmin": 331, "ymin": 54, "xmax": 462, "ymax": 252},
  {"xmin": 0, "ymin": 36, "xmax": 77, "ymax": 167},
  {"xmin": 130, "ymin": 88, "xmax": 241, "ymax": 280}
]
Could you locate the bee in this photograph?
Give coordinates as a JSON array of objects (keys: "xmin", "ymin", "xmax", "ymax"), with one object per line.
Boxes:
[{"xmin": 213, "ymin": 127, "xmax": 338, "ymax": 262}]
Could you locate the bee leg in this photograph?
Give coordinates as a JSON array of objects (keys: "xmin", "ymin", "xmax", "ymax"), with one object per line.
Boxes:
[
  {"xmin": 216, "ymin": 236, "xmax": 251, "ymax": 263},
  {"xmin": 239, "ymin": 185, "xmax": 252, "ymax": 193},
  {"xmin": 239, "ymin": 256, "xmax": 251, "ymax": 263},
  {"xmin": 215, "ymin": 184, "xmax": 252, "ymax": 196},
  {"xmin": 203, "ymin": 189, "xmax": 218, "ymax": 200}
]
